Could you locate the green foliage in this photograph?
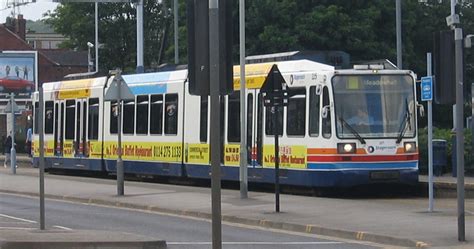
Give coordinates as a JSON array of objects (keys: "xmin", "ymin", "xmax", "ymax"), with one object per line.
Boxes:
[
  {"xmin": 45, "ymin": 0, "xmax": 474, "ymax": 105},
  {"xmin": 418, "ymin": 127, "xmax": 473, "ymax": 175},
  {"xmin": 45, "ymin": 0, "xmax": 171, "ymax": 73}
]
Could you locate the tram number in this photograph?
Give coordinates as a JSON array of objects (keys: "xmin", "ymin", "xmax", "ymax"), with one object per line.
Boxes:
[{"xmin": 154, "ymin": 145, "xmax": 181, "ymax": 159}]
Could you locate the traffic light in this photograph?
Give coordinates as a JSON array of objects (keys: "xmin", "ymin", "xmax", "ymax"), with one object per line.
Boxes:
[
  {"xmin": 433, "ymin": 30, "xmax": 455, "ymax": 105},
  {"xmin": 187, "ymin": 0, "xmax": 233, "ymax": 96}
]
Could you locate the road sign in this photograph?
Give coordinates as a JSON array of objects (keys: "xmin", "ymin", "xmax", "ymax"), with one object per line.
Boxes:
[
  {"xmin": 421, "ymin": 76, "xmax": 433, "ymax": 101},
  {"xmin": 261, "ymin": 65, "xmax": 289, "ymax": 107},
  {"xmin": 4, "ymin": 99, "xmax": 19, "ymax": 113},
  {"xmin": 104, "ymin": 75, "xmax": 135, "ymax": 101}
]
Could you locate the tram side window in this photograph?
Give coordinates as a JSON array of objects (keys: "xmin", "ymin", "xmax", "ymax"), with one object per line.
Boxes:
[
  {"xmin": 286, "ymin": 89, "xmax": 306, "ymax": 136},
  {"xmin": 164, "ymin": 94, "xmax": 178, "ymax": 135},
  {"xmin": 200, "ymin": 96, "xmax": 208, "ymax": 142},
  {"xmin": 44, "ymin": 101, "xmax": 54, "ymax": 134},
  {"xmin": 65, "ymin": 100, "xmax": 75, "ymax": 140},
  {"xmin": 265, "ymin": 106, "xmax": 283, "ymax": 136},
  {"xmin": 110, "ymin": 101, "xmax": 118, "ymax": 134},
  {"xmin": 136, "ymin": 95, "xmax": 149, "ymax": 135},
  {"xmin": 227, "ymin": 92, "xmax": 240, "ymax": 142},
  {"xmin": 123, "ymin": 99, "xmax": 135, "ymax": 134},
  {"xmin": 88, "ymin": 98, "xmax": 99, "ymax": 140},
  {"xmin": 309, "ymin": 86, "xmax": 320, "ymax": 137},
  {"xmin": 150, "ymin": 95, "xmax": 163, "ymax": 135},
  {"xmin": 34, "ymin": 102, "xmax": 39, "ymax": 134},
  {"xmin": 322, "ymin": 86, "xmax": 332, "ymax": 138}
]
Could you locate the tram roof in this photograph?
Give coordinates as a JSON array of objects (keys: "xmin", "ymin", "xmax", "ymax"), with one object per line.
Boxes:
[
  {"xmin": 121, "ymin": 70, "xmax": 188, "ymax": 85},
  {"xmin": 42, "ymin": 77, "xmax": 108, "ymax": 100},
  {"xmin": 233, "ymin": 59, "xmax": 334, "ymax": 89}
]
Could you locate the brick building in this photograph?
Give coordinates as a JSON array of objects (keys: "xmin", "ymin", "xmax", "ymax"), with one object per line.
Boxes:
[{"xmin": 0, "ymin": 15, "xmax": 88, "ymax": 152}]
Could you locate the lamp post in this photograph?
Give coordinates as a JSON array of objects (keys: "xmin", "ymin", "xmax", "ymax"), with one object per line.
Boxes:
[{"xmin": 87, "ymin": 42, "xmax": 94, "ymax": 72}]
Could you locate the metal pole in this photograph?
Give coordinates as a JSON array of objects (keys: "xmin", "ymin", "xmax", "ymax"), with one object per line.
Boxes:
[
  {"xmin": 95, "ymin": 1, "xmax": 99, "ymax": 72},
  {"xmin": 39, "ymin": 86, "xmax": 45, "ymax": 230},
  {"xmin": 454, "ymin": 26, "xmax": 465, "ymax": 242},
  {"xmin": 396, "ymin": 0, "xmax": 402, "ymax": 69},
  {"xmin": 273, "ymin": 106, "xmax": 280, "ymax": 213},
  {"xmin": 427, "ymin": 53, "xmax": 434, "ymax": 212},
  {"xmin": 10, "ymin": 93, "xmax": 16, "ymax": 174},
  {"xmin": 117, "ymin": 76, "xmax": 124, "ymax": 196},
  {"xmin": 239, "ymin": 0, "xmax": 247, "ymax": 199},
  {"xmin": 450, "ymin": 0, "xmax": 465, "ymax": 241},
  {"xmin": 87, "ymin": 46, "xmax": 91, "ymax": 73},
  {"xmin": 136, "ymin": 0, "xmax": 144, "ymax": 73},
  {"xmin": 174, "ymin": 0, "xmax": 178, "ymax": 64},
  {"xmin": 209, "ymin": 0, "xmax": 222, "ymax": 248}
]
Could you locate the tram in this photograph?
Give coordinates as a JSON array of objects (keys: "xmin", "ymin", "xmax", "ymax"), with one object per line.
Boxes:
[{"xmin": 32, "ymin": 60, "xmax": 420, "ymax": 187}]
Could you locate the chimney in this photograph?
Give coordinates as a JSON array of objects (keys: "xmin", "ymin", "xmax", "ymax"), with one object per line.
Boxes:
[{"xmin": 15, "ymin": 14, "xmax": 26, "ymax": 41}]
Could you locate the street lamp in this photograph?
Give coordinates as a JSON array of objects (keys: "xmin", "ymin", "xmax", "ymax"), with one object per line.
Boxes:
[{"xmin": 87, "ymin": 42, "xmax": 94, "ymax": 72}]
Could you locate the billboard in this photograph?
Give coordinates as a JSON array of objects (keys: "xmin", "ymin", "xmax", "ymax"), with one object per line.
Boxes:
[{"xmin": 0, "ymin": 51, "xmax": 38, "ymax": 98}]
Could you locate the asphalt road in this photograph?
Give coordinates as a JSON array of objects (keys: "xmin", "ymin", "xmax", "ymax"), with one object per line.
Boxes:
[{"xmin": 0, "ymin": 193, "xmax": 384, "ymax": 249}]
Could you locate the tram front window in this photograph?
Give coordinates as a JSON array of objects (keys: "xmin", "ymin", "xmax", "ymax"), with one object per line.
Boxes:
[{"xmin": 332, "ymin": 74, "xmax": 415, "ymax": 139}]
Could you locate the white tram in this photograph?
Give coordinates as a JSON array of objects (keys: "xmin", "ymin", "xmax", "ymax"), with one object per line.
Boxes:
[{"xmin": 33, "ymin": 60, "xmax": 420, "ymax": 187}]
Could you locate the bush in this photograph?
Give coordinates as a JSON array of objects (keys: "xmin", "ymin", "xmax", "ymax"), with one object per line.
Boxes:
[{"xmin": 418, "ymin": 127, "xmax": 473, "ymax": 175}]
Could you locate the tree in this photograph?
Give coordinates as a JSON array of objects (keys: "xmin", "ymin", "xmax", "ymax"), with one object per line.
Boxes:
[
  {"xmin": 46, "ymin": 0, "xmax": 473, "ymax": 129},
  {"xmin": 45, "ymin": 0, "xmax": 171, "ymax": 73}
]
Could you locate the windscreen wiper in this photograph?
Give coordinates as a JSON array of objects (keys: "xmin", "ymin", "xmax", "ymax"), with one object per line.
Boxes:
[
  {"xmin": 396, "ymin": 98, "xmax": 412, "ymax": 144},
  {"xmin": 338, "ymin": 116, "xmax": 366, "ymax": 144}
]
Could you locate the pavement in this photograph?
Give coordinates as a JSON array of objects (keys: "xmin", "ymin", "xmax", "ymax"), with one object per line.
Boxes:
[
  {"xmin": 0, "ymin": 229, "xmax": 167, "ymax": 249},
  {"xmin": 0, "ymin": 155, "xmax": 473, "ymax": 248}
]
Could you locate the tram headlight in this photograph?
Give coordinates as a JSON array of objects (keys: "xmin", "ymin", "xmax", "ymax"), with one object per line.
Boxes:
[
  {"xmin": 404, "ymin": 142, "xmax": 416, "ymax": 153},
  {"xmin": 337, "ymin": 143, "xmax": 356, "ymax": 154}
]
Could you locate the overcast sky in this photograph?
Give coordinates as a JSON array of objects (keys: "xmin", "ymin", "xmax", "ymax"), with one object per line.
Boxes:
[{"xmin": 0, "ymin": 0, "xmax": 59, "ymax": 22}]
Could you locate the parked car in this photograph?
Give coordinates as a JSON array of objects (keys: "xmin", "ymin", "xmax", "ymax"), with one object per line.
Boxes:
[{"xmin": 0, "ymin": 76, "xmax": 34, "ymax": 93}]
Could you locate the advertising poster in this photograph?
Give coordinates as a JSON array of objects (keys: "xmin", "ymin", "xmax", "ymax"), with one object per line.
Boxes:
[{"xmin": 0, "ymin": 51, "xmax": 37, "ymax": 98}]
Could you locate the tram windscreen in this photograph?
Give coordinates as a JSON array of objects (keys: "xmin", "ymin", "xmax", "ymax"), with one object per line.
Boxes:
[{"xmin": 332, "ymin": 75, "xmax": 415, "ymax": 139}]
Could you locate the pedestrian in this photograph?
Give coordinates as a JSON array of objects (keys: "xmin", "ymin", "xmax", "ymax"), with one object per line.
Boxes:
[
  {"xmin": 5, "ymin": 65, "xmax": 10, "ymax": 76},
  {"xmin": 25, "ymin": 127, "xmax": 32, "ymax": 157},
  {"xmin": 15, "ymin": 66, "xmax": 19, "ymax": 77},
  {"xmin": 3, "ymin": 132, "xmax": 12, "ymax": 168}
]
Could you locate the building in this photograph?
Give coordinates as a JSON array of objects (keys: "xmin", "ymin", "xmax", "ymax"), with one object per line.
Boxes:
[{"xmin": 0, "ymin": 15, "xmax": 88, "ymax": 151}]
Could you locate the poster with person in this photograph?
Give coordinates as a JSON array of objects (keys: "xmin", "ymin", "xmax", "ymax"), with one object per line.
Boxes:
[{"xmin": 0, "ymin": 51, "xmax": 37, "ymax": 97}]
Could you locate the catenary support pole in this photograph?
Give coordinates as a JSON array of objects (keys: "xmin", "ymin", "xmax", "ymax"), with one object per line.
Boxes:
[
  {"xmin": 10, "ymin": 93, "xmax": 16, "ymax": 174},
  {"xmin": 209, "ymin": 0, "xmax": 222, "ymax": 248},
  {"xmin": 136, "ymin": 0, "xmax": 144, "ymax": 73},
  {"xmin": 449, "ymin": 0, "xmax": 465, "ymax": 241},
  {"xmin": 39, "ymin": 87, "xmax": 45, "ymax": 230},
  {"xmin": 396, "ymin": 0, "xmax": 402, "ymax": 69},
  {"xmin": 454, "ymin": 26, "xmax": 465, "ymax": 242},
  {"xmin": 239, "ymin": 0, "xmax": 248, "ymax": 199},
  {"xmin": 95, "ymin": 1, "xmax": 99, "ymax": 72},
  {"xmin": 427, "ymin": 53, "xmax": 434, "ymax": 212},
  {"xmin": 174, "ymin": 0, "xmax": 178, "ymax": 64}
]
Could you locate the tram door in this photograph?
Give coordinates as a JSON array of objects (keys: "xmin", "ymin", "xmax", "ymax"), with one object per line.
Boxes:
[
  {"xmin": 74, "ymin": 99, "xmax": 89, "ymax": 157},
  {"xmin": 54, "ymin": 101, "xmax": 65, "ymax": 156},
  {"xmin": 247, "ymin": 90, "xmax": 262, "ymax": 167}
]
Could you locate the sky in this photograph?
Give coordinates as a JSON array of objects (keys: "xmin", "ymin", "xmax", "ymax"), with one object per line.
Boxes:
[{"xmin": 0, "ymin": 0, "xmax": 59, "ymax": 22}]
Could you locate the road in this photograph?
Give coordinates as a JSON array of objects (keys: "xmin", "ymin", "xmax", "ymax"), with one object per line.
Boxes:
[{"xmin": 0, "ymin": 193, "xmax": 384, "ymax": 249}]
